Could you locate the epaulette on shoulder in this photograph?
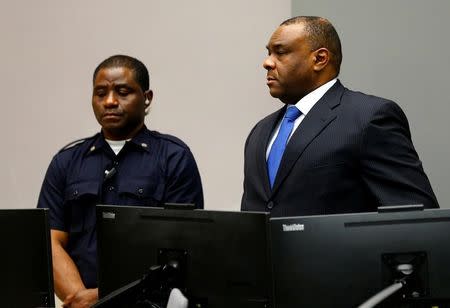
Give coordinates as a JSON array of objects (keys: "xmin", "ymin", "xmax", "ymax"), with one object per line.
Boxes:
[
  {"xmin": 57, "ymin": 134, "xmax": 97, "ymax": 153},
  {"xmin": 153, "ymin": 131, "xmax": 189, "ymax": 149}
]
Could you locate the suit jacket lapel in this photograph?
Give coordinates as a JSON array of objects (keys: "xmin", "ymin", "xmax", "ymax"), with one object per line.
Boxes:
[
  {"xmin": 254, "ymin": 107, "xmax": 286, "ymax": 198},
  {"xmin": 271, "ymin": 81, "xmax": 345, "ymax": 195}
]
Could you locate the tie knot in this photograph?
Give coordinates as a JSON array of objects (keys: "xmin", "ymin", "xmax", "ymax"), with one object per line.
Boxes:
[{"xmin": 284, "ymin": 106, "xmax": 301, "ymax": 121}]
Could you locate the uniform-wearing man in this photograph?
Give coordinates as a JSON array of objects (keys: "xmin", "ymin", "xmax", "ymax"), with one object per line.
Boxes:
[
  {"xmin": 37, "ymin": 55, "xmax": 203, "ymax": 307},
  {"xmin": 241, "ymin": 16, "xmax": 438, "ymax": 217}
]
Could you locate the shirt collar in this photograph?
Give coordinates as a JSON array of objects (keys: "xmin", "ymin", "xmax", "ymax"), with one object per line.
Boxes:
[
  {"xmin": 127, "ymin": 126, "xmax": 151, "ymax": 153},
  {"xmin": 86, "ymin": 125, "xmax": 151, "ymax": 156},
  {"xmin": 291, "ymin": 78, "xmax": 337, "ymax": 115}
]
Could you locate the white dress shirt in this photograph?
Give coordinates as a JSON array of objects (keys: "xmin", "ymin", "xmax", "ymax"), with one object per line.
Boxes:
[{"xmin": 266, "ymin": 78, "xmax": 337, "ymax": 159}]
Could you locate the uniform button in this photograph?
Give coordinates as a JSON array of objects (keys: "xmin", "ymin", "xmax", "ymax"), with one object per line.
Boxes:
[
  {"xmin": 267, "ymin": 201, "xmax": 274, "ymax": 210},
  {"xmin": 108, "ymin": 186, "xmax": 115, "ymax": 191},
  {"xmin": 73, "ymin": 190, "xmax": 78, "ymax": 196},
  {"xmin": 138, "ymin": 188, "xmax": 144, "ymax": 194},
  {"xmin": 90, "ymin": 146, "xmax": 96, "ymax": 152},
  {"xmin": 113, "ymin": 161, "xmax": 119, "ymax": 166},
  {"xmin": 141, "ymin": 143, "xmax": 148, "ymax": 148}
]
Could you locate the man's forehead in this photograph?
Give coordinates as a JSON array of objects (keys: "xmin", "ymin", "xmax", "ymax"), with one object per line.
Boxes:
[
  {"xmin": 267, "ymin": 23, "xmax": 306, "ymax": 47},
  {"xmin": 94, "ymin": 66, "xmax": 135, "ymax": 84}
]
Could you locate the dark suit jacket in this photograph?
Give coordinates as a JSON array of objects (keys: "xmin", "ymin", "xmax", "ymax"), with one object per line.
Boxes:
[{"xmin": 241, "ymin": 80, "xmax": 439, "ymax": 217}]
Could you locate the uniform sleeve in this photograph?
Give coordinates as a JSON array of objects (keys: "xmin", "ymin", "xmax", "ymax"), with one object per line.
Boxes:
[
  {"xmin": 165, "ymin": 147, "xmax": 204, "ymax": 209},
  {"xmin": 360, "ymin": 100, "xmax": 439, "ymax": 208},
  {"xmin": 37, "ymin": 155, "xmax": 68, "ymax": 231}
]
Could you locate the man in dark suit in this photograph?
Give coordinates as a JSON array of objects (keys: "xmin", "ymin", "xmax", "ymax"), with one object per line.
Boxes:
[{"xmin": 241, "ymin": 16, "xmax": 439, "ymax": 217}]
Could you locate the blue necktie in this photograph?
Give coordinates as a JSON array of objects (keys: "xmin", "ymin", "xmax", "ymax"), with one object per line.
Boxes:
[{"xmin": 267, "ymin": 106, "xmax": 302, "ymax": 188}]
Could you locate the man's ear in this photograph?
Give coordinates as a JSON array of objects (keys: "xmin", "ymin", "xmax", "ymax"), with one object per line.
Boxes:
[
  {"xmin": 312, "ymin": 48, "xmax": 330, "ymax": 72},
  {"xmin": 144, "ymin": 90, "xmax": 153, "ymax": 115}
]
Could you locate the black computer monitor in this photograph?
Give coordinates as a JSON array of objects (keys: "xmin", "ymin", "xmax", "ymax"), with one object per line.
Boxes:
[
  {"xmin": 96, "ymin": 205, "xmax": 272, "ymax": 308},
  {"xmin": 270, "ymin": 208, "xmax": 450, "ymax": 308},
  {"xmin": 0, "ymin": 208, "xmax": 55, "ymax": 307}
]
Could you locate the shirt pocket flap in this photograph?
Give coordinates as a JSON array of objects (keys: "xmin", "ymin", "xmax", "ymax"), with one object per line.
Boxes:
[
  {"xmin": 118, "ymin": 177, "xmax": 164, "ymax": 201},
  {"xmin": 65, "ymin": 181, "xmax": 100, "ymax": 201},
  {"xmin": 64, "ymin": 181, "xmax": 99, "ymax": 233}
]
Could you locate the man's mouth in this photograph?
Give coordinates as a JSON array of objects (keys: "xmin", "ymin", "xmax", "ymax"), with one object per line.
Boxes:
[
  {"xmin": 266, "ymin": 76, "xmax": 277, "ymax": 85},
  {"xmin": 103, "ymin": 113, "xmax": 122, "ymax": 119}
]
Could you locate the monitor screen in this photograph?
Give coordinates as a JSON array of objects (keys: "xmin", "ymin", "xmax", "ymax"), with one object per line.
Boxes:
[
  {"xmin": 270, "ymin": 209, "xmax": 450, "ymax": 308},
  {"xmin": 96, "ymin": 205, "xmax": 272, "ymax": 308},
  {"xmin": 0, "ymin": 208, "xmax": 55, "ymax": 307}
]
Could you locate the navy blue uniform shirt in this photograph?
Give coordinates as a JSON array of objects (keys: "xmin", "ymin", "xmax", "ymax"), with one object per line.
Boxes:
[{"xmin": 37, "ymin": 126, "xmax": 203, "ymax": 288}]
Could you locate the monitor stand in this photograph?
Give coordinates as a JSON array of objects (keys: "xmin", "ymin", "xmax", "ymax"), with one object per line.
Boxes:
[{"xmin": 93, "ymin": 263, "xmax": 178, "ymax": 308}]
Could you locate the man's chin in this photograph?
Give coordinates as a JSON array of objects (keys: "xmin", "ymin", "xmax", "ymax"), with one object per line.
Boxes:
[
  {"xmin": 268, "ymin": 91, "xmax": 293, "ymax": 105},
  {"xmin": 101, "ymin": 120, "xmax": 124, "ymax": 129},
  {"xmin": 101, "ymin": 124, "xmax": 125, "ymax": 135},
  {"xmin": 268, "ymin": 88, "xmax": 283, "ymax": 99}
]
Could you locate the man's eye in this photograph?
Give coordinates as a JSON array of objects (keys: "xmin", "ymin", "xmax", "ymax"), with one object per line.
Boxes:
[
  {"xmin": 117, "ymin": 87, "xmax": 132, "ymax": 96},
  {"xmin": 96, "ymin": 91, "xmax": 106, "ymax": 97}
]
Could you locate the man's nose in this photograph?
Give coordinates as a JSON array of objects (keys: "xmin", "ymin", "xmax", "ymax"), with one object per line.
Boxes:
[
  {"xmin": 263, "ymin": 56, "xmax": 275, "ymax": 70},
  {"xmin": 104, "ymin": 92, "xmax": 118, "ymax": 106}
]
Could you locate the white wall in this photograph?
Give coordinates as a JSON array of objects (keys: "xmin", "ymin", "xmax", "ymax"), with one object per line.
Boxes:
[
  {"xmin": 292, "ymin": 0, "xmax": 450, "ymax": 208},
  {"xmin": 0, "ymin": 0, "xmax": 291, "ymax": 211}
]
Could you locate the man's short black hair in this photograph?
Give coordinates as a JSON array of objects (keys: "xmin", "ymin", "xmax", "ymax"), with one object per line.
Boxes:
[
  {"xmin": 93, "ymin": 55, "xmax": 150, "ymax": 91},
  {"xmin": 281, "ymin": 16, "xmax": 342, "ymax": 75}
]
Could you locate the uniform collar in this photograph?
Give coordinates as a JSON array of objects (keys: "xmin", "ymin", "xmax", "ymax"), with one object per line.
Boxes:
[
  {"xmin": 86, "ymin": 126, "xmax": 151, "ymax": 156},
  {"xmin": 126, "ymin": 126, "xmax": 152, "ymax": 153}
]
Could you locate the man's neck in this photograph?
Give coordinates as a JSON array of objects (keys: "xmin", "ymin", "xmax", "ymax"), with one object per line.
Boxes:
[{"xmin": 102, "ymin": 123, "xmax": 144, "ymax": 141}]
